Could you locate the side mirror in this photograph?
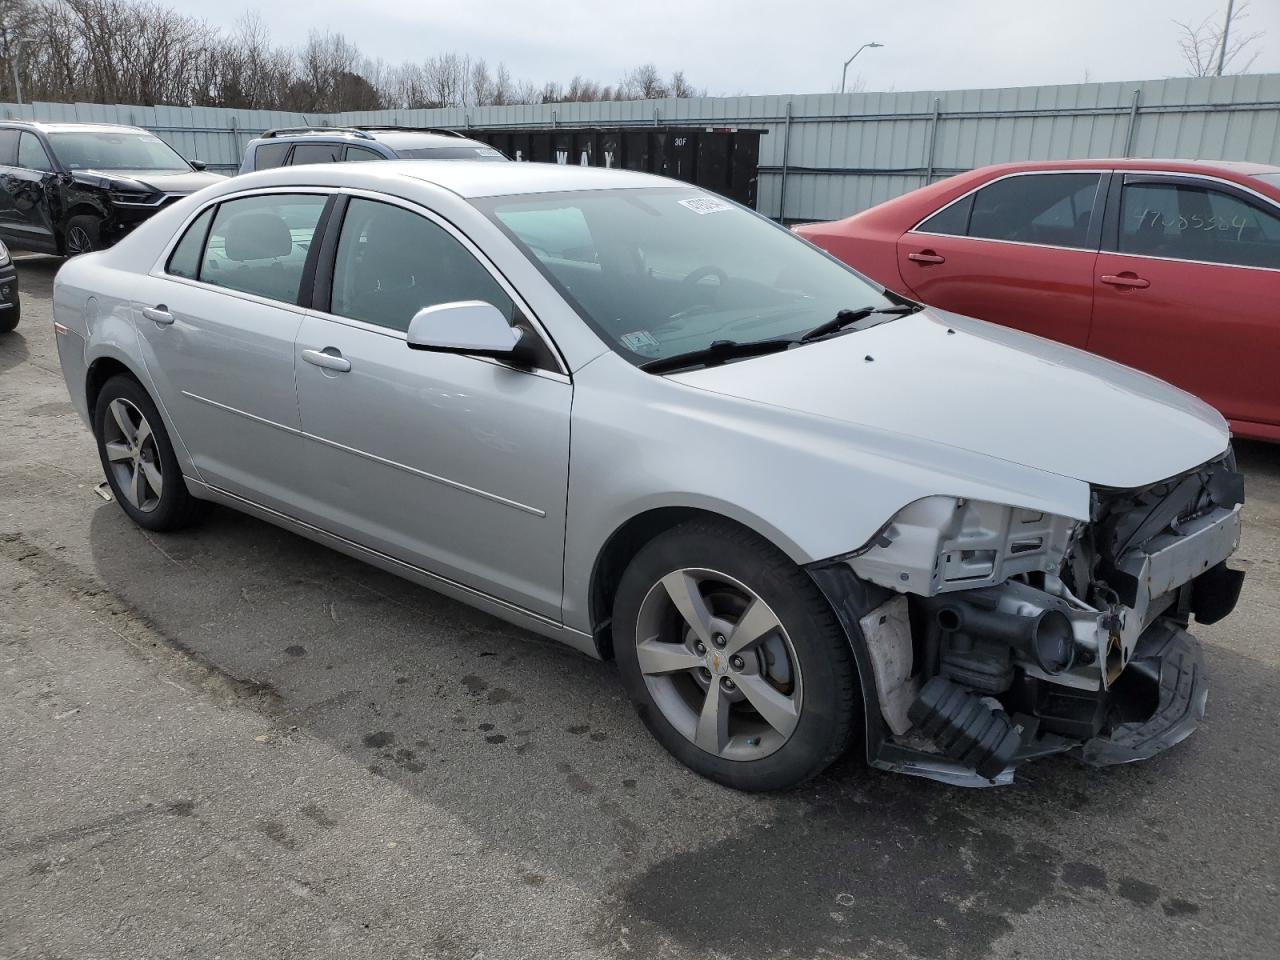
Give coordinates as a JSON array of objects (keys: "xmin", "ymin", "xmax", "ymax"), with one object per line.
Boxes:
[
  {"xmin": 406, "ymin": 300, "xmax": 536, "ymax": 366},
  {"xmin": 190, "ymin": 160, "xmax": 207, "ymax": 171}
]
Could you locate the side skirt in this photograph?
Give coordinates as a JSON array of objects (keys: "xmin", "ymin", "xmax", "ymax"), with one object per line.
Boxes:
[{"xmin": 185, "ymin": 477, "xmax": 600, "ymax": 660}]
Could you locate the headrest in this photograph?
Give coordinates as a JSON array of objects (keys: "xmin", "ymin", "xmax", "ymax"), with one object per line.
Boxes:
[{"xmin": 223, "ymin": 212, "xmax": 293, "ymax": 262}]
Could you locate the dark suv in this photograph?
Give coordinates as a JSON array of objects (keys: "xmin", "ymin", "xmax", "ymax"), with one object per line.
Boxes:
[
  {"xmin": 0, "ymin": 121, "xmax": 224, "ymax": 256},
  {"xmin": 238, "ymin": 126, "xmax": 508, "ymax": 173}
]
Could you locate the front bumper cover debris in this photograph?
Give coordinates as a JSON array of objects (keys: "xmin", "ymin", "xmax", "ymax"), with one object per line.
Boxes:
[{"xmin": 1078, "ymin": 620, "xmax": 1207, "ymax": 766}]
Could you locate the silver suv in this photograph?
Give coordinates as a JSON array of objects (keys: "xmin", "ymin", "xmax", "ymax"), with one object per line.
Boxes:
[{"xmin": 238, "ymin": 126, "xmax": 507, "ymax": 174}]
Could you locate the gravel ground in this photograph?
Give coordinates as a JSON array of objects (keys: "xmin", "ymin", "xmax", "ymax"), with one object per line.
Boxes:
[{"xmin": 1, "ymin": 254, "xmax": 1277, "ymax": 960}]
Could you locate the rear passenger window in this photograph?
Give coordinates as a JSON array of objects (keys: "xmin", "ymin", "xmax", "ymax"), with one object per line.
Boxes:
[
  {"xmin": 1119, "ymin": 181, "xmax": 1280, "ymax": 269},
  {"xmin": 252, "ymin": 142, "xmax": 290, "ymax": 170},
  {"xmin": 966, "ymin": 173, "xmax": 1100, "ymax": 249},
  {"xmin": 344, "ymin": 146, "xmax": 382, "ymax": 162},
  {"xmin": 201, "ymin": 194, "xmax": 328, "ymax": 303},
  {"xmin": 329, "ymin": 197, "xmax": 514, "ymax": 333},
  {"xmin": 166, "ymin": 207, "xmax": 214, "ymax": 279},
  {"xmin": 290, "ymin": 143, "xmax": 342, "ymax": 165}
]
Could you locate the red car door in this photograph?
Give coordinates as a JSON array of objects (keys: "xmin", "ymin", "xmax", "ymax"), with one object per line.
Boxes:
[
  {"xmin": 895, "ymin": 171, "xmax": 1104, "ymax": 347},
  {"xmin": 1089, "ymin": 173, "xmax": 1280, "ymax": 440}
]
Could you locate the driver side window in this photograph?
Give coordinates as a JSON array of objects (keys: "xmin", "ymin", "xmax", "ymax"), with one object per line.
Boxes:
[
  {"xmin": 329, "ymin": 198, "xmax": 514, "ymax": 333},
  {"xmin": 17, "ymin": 132, "xmax": 52, "ymax": 172}
]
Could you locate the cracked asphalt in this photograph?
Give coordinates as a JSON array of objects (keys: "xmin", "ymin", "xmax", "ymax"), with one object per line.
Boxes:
[{"xmin": 2, "ymin": 255, "xmax": 1278, "ymax": 960}]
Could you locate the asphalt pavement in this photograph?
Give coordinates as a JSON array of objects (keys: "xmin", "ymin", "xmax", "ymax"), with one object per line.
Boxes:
[{"xmin": 1, "ymin": 255, "xmax": 1277, "ymax": 960}]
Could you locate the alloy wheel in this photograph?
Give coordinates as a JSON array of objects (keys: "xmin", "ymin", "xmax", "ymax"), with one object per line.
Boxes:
[
  {"xmin": 101, "ymin": 397, "xmax": 163, "ymax": 512},
  {"xmin": 66, "ymin": 225, "xmax": 94, "ymax": 256},
  {"xmin": 635, "ymin": 568, "xmax": 803, "ymax": 761}
]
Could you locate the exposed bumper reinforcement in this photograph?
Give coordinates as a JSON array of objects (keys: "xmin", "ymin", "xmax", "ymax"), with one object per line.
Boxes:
[{"xmin": 1078, "ymin": 621, "xmax": 1208, "ymax": 766}]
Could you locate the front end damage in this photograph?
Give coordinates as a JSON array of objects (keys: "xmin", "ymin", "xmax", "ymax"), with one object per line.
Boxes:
[{"xmin": 810, "ymin": 452, "xmax": 1245, "ymax": 786}]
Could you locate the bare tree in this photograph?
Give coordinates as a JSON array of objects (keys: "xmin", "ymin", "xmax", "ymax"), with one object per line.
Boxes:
[
  {"xmin": 0, "ymin": 0, "xmax": 703, "ymax": 110},
  {"xmin": 1174, "ymin": 0, "xmax": 1264, "ymax": 77}
]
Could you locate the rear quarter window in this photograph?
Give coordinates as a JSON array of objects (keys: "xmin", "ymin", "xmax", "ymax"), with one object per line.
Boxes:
[
  {"xmin": 916, "ymin": 194, "xmax": 973, "ymax": 236},
  {"xmin": 252, "ymin": 142, "xmax": 290, "ymax": 171},
  {"xmin": 166, "ymin": 206, "xmax": 215, "ymax": 279}
]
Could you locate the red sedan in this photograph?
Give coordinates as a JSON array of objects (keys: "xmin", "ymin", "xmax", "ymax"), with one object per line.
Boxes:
[{"xmin": 796, "ymin": 159, "xmax": 1280, "ymax": 442}]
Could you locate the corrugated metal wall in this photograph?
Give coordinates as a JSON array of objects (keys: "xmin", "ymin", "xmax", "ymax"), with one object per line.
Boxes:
[{"xmin": 4, "ymin": 72, "xmax": 1279, "ymax": 222}]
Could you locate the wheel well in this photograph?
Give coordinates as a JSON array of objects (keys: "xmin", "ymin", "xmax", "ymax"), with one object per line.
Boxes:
[
  {"xmin": 590, "ymin": 507, "xmax": 757, "ymax": 660},
  {"xmin": 85, "ymin": 357, "xmax": 138, "ymax": 420},
  {"xmin": 63, "ymin": 203, "xmax": 102, "ymax": 225}
]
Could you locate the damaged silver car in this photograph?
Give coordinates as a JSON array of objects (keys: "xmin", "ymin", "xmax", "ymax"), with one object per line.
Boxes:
[{"xmin": 51, "ymin": 161, "xmax": 1244, "ymax": 790}]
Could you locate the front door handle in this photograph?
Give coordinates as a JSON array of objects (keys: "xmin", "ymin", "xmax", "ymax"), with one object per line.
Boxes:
[
  {"xmin": 141, "ymin": 305, "xmax": 174, "ymax": 325},
  {"xmin": 1100, "ymin": 273, "xmax": 1150, "ymax": 289},
  {"xmin": 908, "ymin": 250, "xmax": 946, "ymax": 264},
  {"xmin": 302, "ymin": 348, "xmax": 352, "ymax": 373}
]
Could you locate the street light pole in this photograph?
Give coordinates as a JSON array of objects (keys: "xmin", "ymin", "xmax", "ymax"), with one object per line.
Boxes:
[
  {"xmin": 841, "ymin": 42, "xmax": 884, "ymax": 94},
  {"xmin": 1215, "ymin": 0, "xmax": 1235, "ymax": 77},
  {"xmin": 10, "ymin": 37, "xmax": 37, "ymax": 106}
]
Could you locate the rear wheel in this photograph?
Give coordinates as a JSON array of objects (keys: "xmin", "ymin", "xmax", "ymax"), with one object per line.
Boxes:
[
  {"xmin": 614, "ymin": 519, "xmax": 859, "ymax": 791},
  {"xmin": 93, "ymin": 375, "xmax": 202, "ymax": 531},
  {"xmin": 0, "ymin": 298, "xmax": 17, "ymax": 334}
]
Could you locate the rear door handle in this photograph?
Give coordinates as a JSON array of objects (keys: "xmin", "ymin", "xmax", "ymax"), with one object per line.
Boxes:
[
  {"xmin": 908, "ymin": 251, "xmax": 946, "ymax": 264},
  {"xmin": 302, "ymin": 348, "xmax": 351, "ymax": 373},
  {"xmin": 1100, "ymin": 274, "xmax": 1150, "ymax": 289},
  {"xmin": 141, "ymin": 305, "xmax": 174, "ymax": 325}
]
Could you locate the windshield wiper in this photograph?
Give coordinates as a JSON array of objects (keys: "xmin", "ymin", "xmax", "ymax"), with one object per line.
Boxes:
[
  {"xmin": 638, "ymin": 338, "xmax": 794, "ymax": 374},
  {"xmin": 799, "ymin": 303, "xmax": 921, "ymax": 342}
]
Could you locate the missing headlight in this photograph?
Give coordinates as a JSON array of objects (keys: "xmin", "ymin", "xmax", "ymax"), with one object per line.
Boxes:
[{"xmin": 846, "ymin": 495, "xmax": 1080, "ymax": 597}]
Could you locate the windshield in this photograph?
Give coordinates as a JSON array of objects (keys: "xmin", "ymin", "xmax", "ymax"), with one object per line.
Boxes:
[
  {"xmin": 475, "ymin": 187, "xmax": 895, "ymax": 364},
  {"xmin": 47, "ymin": 131, "xmax": 190, "ymax": 172},
  {"xmin": 395, "ymin": 146, "xmax": 507, "ymax": 161}
]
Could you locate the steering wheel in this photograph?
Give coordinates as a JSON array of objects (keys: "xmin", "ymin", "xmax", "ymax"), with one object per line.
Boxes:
[{"xmin": 682, "ymin": 265, "xmax": 728, "ymax": 289}]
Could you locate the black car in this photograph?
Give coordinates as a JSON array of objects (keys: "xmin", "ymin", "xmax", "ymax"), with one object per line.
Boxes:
[
  {"xmin": 0, "ymin": 238, "xmax": 18, "ymax": 333},
  {"xmin": 0, "ymin": 121, "xmax": 223, "ymax": 256}
]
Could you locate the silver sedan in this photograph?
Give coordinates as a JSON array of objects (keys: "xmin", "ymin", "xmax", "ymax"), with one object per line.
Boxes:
[{"xmin": 53, "ymin": 161, "xmax": 1244, "ymax": 790}]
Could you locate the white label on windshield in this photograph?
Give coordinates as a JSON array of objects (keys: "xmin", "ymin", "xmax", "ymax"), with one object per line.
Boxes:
[
  {"xmin": 620, "ymin": 329, "xmax": 661, "ymax": 352},
  {"xmin": 478, "ymin": 148, "xmax": 504, "ymax": 157},
  {"xmin": 678, "ymin": 196, "xmax": 733, "ymax": 215},
  {"xmin": 140, "ymin": 135, "xmax": 163, "ymax": 143}
]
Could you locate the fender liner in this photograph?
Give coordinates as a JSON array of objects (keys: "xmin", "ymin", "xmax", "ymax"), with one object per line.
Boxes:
[{"xmin": 807, "ymin": 559, "xmax": 1017, "ymax": 787}]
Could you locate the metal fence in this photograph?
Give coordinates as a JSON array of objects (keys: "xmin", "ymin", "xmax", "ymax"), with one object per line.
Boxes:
[{"xmin": 4, "ymin": 72, "xmax": 1279, "ymax": 223}]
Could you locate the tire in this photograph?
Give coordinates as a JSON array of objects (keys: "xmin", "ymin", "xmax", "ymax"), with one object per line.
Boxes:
[
  {"xmin": 0, "ymin": 298, "xmax": 17, "ymax": 334},
  {"xmin": 614, "ymin": 518, "xmax": 859, "ymax": 791},
  {"xmin": 64, "ymin": 214, "xmax": 102, "ymax": 257},
  {"xmin": 92, "ymin": 375, "xmax": 203, "ymax": 531}
]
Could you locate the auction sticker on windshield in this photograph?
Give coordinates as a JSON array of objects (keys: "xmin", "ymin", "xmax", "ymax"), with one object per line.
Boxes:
[
  {"xmin": 620, "ymin": 330, "xmax": 662, "ymax": 352},
  {"xmin": 678, "ymin": 197, "xmax": 734, "ymax": 215}
]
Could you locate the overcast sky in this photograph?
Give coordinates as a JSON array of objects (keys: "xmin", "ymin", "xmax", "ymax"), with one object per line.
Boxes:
[{"xmin": 168, "ymin": 0, "xmax": 1280, "ymax": 96}]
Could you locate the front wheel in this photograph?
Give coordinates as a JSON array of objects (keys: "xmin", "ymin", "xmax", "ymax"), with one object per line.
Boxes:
[
  {"xmin": 614, "ymin": 519, "xmax": 859, "ymax": 791},
  {"xmin": 64, "ymin": 215, "xmax": 102, "ymax": 256}
]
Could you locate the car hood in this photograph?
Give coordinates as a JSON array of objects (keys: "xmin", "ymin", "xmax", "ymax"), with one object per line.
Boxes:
[
  {"xmin": 72, "ymin": 169, "xmax": 226, "ymax": 193},
  {"xmin": 668, "ymin": 309, "xmax": 1230, "ymax": 490}
]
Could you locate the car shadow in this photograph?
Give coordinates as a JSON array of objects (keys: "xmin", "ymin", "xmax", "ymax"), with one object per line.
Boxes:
[
  {"xmin": 76, "ymin": 487, "xmax": 1276, "ymax": 960},
  {"xmin": 0, "ymin": 328, "xmax": 30, "ymax": 375}
]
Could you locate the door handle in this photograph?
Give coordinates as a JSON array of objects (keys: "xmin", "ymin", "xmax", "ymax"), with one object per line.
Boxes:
[
  {"xmin": 302, "ymin": 348, "xmax": 352, "ymax": 373},
  {"xmin": 1100, "ymin": 274, "xmax": 1150, "ymax": 289},
  {"xmin": 141, "ymin": 305, "xmax": 174, "ymax": 325},
  {"xmin": 908, "ymin": 251, "xmax": 946, "ymax": 264}
]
